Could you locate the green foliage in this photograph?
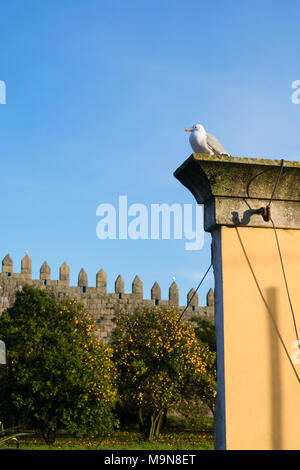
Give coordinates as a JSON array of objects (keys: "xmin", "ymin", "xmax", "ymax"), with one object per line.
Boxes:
[
  {"xmin": 0, "ymin": 426, "xmax": 214, "ymax": 450},
  {"xmin": 186, "ymin": 317, "xmax": 216, "ymax": 413},
  {"xmin": 192, "ymin": 317, "xmax": 216, "ymax": 352},
  {"xmin": 111, "ymin": 307, "xmax": 216, "ymax": 441},
  {"xmin": 165, "ymin": 414, "xmax": 213, "ymax": 433},
  {"xmin": 0, "ymin": 286, "xmax": 118, "ymax": 444}
]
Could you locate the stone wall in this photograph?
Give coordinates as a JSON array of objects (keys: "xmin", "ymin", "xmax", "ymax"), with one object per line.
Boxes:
[{"xmin": 0, "ymin": 253, "xmax": 214, "ymax": 341}]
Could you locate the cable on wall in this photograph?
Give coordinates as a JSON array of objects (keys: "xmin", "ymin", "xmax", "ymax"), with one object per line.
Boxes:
[
  {"xmin": 235, "ymin": 226, "xmax": 300, "ymax": 384},
  {"xmin": 255, "ymin": 159, "xmax": 299, "ymax": 352},
  {"xmin": 248, "ymin": 157, "xmax": 300, "ymax": 375},
  {"xmin": 270, "ymin": 218, "xmax": 300, "ymax": 351}
]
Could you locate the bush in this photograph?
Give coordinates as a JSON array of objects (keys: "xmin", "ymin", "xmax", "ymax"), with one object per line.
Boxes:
[
  {"xmin": 0, "ymin": 286, "xmax": 118, "ymax": 444},
  {"xmin": 111, "ymin": 306, "xmax": 216, "ymax": 441}
]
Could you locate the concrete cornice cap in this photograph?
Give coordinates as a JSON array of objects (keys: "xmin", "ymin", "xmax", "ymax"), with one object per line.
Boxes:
[
  {"xmin": 174, "ymin": 154, "xmax": 300, "ymax": 204},
  {"xmin": 174, "ymin": 154, "xmax": 300, "ymax": 231}
]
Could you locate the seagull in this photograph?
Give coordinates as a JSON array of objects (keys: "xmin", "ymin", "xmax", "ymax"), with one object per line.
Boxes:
[{"xmin": 185, "ymin": 124, "xmax": 230, "ymax": 156}]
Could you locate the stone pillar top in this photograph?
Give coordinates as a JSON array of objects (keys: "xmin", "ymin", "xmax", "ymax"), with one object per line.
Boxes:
[{"xmin": 174, "ymin": 154, "xmax": 300, "ymax": 231}]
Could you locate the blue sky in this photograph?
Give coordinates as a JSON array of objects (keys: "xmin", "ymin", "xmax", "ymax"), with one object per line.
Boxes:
[{"xmin": 1, "ymin": 0, "xmax": 300, "ymax": 305}]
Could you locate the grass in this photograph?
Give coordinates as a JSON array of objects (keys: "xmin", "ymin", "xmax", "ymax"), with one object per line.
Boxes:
[{"xmin": 0, "ymin": 417, "xmax": 214, "ymax": 451}]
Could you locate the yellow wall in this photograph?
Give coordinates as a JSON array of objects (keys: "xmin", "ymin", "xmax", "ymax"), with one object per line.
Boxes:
[{"xmin": 220, "ymin": 225, "xmax": 300, "ymax": 450}]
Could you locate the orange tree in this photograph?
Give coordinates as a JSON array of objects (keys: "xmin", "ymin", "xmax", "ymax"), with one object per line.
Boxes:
[
  {"xmin": 0, "ymin": 286, "xmax": 118, "ymax": 445},
  {"xmin": 190, "ymin": 316, "xmax": 217, "ymax": 413},
  {"xmin": 111, "ymin": 306, "xmax": 216, "ymax": 441}
]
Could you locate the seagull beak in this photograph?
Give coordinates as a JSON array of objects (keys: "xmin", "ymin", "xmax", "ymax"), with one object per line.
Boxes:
[{"xmin": 185, "ymin": 128, "xmax": 192, "ymax": 132}]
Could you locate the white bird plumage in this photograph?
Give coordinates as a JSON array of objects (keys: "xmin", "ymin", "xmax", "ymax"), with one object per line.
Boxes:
[{"xmin": 185, "ymin": 124, "xmax": 230, "ymax": 156}]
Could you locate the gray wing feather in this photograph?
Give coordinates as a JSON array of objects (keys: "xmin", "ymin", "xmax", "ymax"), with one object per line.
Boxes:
[{"xmin": 207, "ymin": 133, "xmax": 229, "ymax": 155}]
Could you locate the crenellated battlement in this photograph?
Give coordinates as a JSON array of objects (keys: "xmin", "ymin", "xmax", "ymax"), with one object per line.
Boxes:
[{"xmin": 0, "ymin": 253, "xmax": 214, "ymax": 341}]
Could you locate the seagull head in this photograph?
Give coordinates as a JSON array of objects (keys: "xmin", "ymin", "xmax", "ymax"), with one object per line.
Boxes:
[{"xmin": 185, "ymin": 124, "xmax": 206, "ymax": 134}]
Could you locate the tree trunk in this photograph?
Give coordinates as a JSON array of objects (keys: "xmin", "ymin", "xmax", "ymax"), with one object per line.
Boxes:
[
  {"xmin": 148, "ymin": 415, "xmax": 155, "ymax": 442},
  {"xmin": 161, "ymin": 408, "xmax": 168, "ymax": 431},
  {"xmin": 148, "ymin": 411, "xmax": 164, "ymax": 441},
  {"xmin": 154, "ymin": 411, "xmax": 164, "ymax": 437},
  {"xmin": 137, "ymin": 408, "xmax": 148, "ymax": 440},
  {"xmin": 41, "ymin": 428, "xmax": 56, "ymax": 445},
  {"xmin": 46, "ymin": 429, "xmax": 56, "ymax": 445},
  {"xmin": 137, "ymin": 408, "xmax": 164, "ymax": 441}
]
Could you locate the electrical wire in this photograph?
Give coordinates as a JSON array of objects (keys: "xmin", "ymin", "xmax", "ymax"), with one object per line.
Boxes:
[
  {"xmin": 271, "ymin": 218, "xmax": 300, "ymax": 351},
  {"xmin": 178, "ymin": 262, "xmax": 212, "ymax": 321},
  {"xmin": 252, "ymin": 158, "xmax": 300, "ymax": 370},
  {"xmin": 235, "ymin": 226, "xmax": 300, "ymax": 383},
  {"xmin": 268, "ymin": 159, "xmax": 285, "ymax": 206},
  {"xmin": 266, "ymin": 159, "xmax": 300, "ymax": 352}
]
